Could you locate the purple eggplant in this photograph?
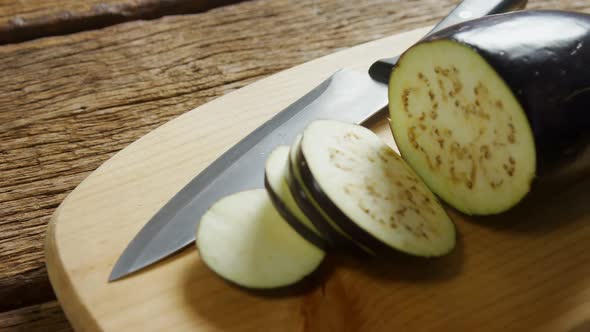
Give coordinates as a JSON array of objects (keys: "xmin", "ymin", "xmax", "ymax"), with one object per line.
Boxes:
[{"xmin": 389, "ymin": 10, "xmax": 590, "ymax": 215}]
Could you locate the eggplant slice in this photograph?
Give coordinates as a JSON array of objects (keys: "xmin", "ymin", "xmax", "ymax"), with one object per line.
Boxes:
[
  {"xmin": 196, "ymin": 189, "xmax": 325, "ymax": 289},
  {"xmin": 389, "ymin": 10, "xmax": 590, "ymax": 215},
  {"xmin": 287, "ymin": 135, "xmax": 373, "ymax": 254},
  {"xmin": 298, "ymin": 120, "xmax": 456, "ymax": 257},
  {"xmin": 265, "ymin": 145, "xmax": 328, "ymax": 249}
]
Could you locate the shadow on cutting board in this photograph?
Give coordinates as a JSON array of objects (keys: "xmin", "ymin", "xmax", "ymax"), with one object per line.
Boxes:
[
  {"xmin": 308, "ymin": 226, "xmax": 465, "ymax": 286},
  {"xmin": 178, "ymin": 182, "xmax": 590, "ymax": 331},
  {"xmin": 180, "ymin": 229, "xmax": 464, "ymax": 331},
  {"xmin": 568, "ymin": 319, "xmax": 590, "ymax": 332},
  {"xmin": 180, "ymin": 253, "xmax": 330, "ymax": 331},
  {"xmin": 463, "ymin": 176, "xmax": 590, "ymax": 234}
]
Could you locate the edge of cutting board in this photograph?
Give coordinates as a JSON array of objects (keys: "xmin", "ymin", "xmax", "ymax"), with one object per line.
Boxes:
[{"xmin": 45, "ymin": 26, "xmax": 430, "ymax": 331}]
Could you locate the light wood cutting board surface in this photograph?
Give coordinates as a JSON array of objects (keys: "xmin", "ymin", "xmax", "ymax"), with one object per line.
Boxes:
[{"xmin": 45, "ymin": 25, "xmax": 590, "ymax": 332}]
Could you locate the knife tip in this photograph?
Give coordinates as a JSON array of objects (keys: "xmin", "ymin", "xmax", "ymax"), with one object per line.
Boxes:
[
  {"xmin": 108, "ymin": 271, "xmax": 124, "ymax": 282},
  {"xmin": 108, "ymin": 257, "xmax": 141, "ymax": 282},
  {"xmin": 107, "ymin": 228, "xmax": 195, "ymax": 283},
  {"xmin": 108, "ymin": 265, "xmax": 130, "ymax": 282}
]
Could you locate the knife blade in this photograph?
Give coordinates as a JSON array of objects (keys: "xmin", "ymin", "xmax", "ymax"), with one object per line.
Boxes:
[{"xmin": 110, "ymin": 0, "xmax": 527, "ymax": 282}]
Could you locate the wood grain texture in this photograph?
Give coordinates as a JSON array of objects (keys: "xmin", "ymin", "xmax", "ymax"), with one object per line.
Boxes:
[
  {"xmin": 45, "ymin": 25, "xmax": 590, "ymax": 331},
  {"xmin": 43, "ymin": 27, "xmax": 426, "ymax": 331},
  {"xmin": 0, "ymin": 301, "xmax": 72, "ymax": 332},
  {"xmin": 2, "ymin": 0, "xmax": 590, "ymax": 329},
  {"xmin": 0, "ymin": 0, "xmax": 247, "ymax": 44},
  {"xmin": 0, "ymin": 0, "xmax": 465, "ymax": 312}
]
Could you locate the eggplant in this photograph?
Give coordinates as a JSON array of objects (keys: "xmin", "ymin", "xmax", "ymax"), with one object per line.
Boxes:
[
  {"xmin": 286, "ymin": 135, "xmax": 372, "ymax": 254},
  {"xmin": 264, "ymin": 145, "xmax": 328, "ymax": 249},
  {"xmin": 296, "ymin": 120, "xmax": 456, "ymax": 257},
  {"xmin": 196, "ymin": 189, "xmax": 325, "ymax": 289},
  {"xmin": 389, "ymin": 10, "xmax": 590, "ymax": 215}
]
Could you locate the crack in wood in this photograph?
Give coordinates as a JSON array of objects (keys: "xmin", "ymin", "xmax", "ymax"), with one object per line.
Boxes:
[{"xmin": 0, "ymin": 0, "xmax": 249, "ymax": 44}]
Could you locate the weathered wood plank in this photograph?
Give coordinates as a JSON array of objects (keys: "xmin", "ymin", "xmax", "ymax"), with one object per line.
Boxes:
[
  {"xmin": 0, "ymin": 0, "xmax": 589, "ymax": 327},
  {"xmin": 0, "ymin": 0, "xmax": 246, "ymax": 44},
  {"xmin": 0, "ymin": 301, "xmax": 71, "ymax": 332}
]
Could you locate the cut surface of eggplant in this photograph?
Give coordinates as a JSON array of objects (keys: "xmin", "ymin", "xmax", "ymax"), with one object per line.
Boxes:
[
  {"xmin": 265, "ymin": 145, "xmax": 328, "ymax": 249},
  {"xmin": 196, "ymin": 189, "xmax": 325, "ymax": 289},
  {"xmin": 299, "ymin": 120, "xmax": 456, "ymax": 257},
  {"xmin": 389, "ymin": 10, "xmax": 590, "ymax": 215},
  {"xmin": 390, "ymin": 40, "xmax": 536, "ymax": 215}
]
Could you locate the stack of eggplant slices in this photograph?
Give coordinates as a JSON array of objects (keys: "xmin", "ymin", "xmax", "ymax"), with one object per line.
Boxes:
[{"xmin": 196, "ymin": 10, "xmax": 590, "ymax": 289}]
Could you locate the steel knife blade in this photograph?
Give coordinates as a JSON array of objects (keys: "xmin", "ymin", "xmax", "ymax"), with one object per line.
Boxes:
[{"xmin": 110, "ymin": 0, "xmax": 527, "ymax": 281}]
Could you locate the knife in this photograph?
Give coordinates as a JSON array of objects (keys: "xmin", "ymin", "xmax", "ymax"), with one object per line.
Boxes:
[{"xmin": 110, "ymin": 0, "xmax": 527, "ymax": 281}]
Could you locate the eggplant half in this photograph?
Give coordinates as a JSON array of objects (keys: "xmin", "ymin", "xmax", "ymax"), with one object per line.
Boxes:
[
  {"xmin": 296, "ymin": 120, "xmax": 456, "ymax": 257},
  {"xmin": 389, "ymin": 10, "xmax": 590, "ymax": 215}
]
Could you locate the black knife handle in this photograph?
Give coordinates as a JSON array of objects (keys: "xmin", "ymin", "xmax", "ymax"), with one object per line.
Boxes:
[{"xmin": 368, "ymin": 0, "xmax": 528, "ymax": 84}]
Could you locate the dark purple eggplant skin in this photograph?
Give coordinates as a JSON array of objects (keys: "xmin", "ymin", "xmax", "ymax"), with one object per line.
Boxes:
[
  {"xmin": 286, "ymin": 153, "xmax": 339, "ymax": 247},
  {"xmin": 263, "ymin": 175, "xmax": 329, "ymax": 250},
  {"xmin": 422, "ymin": 10, "xmax": 590, "ymax": 177},
  {"xmin": 288, "ymin": 146, "xmax": 371, "ymax": 256}
]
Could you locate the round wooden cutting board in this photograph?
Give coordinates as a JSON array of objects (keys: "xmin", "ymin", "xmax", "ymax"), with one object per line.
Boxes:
[{"xmin": 45, "ymin": 25, "xmax": 590, "ymax": 332}]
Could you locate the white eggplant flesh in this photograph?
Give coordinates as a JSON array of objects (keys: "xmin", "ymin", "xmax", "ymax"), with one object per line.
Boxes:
[
  {"xmin": 299, "ymin": 120, "xmax": 456, "ymax": 257},
  {"xmin": 196, "ymin": 189, "xmax": 325, "ymax": 289},
  {"xmin": 288, "ymin": 135, "xmax": 374, "ymax": 254},
  {"xmin": 389, "ymin": 40, "xmax": 536, "ymax": 215}
]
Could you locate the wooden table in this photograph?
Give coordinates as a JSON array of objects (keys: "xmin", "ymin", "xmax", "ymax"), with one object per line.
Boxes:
[{"xmin": 1, "ymin": 0, "xmax": 589, "ymax": 330}]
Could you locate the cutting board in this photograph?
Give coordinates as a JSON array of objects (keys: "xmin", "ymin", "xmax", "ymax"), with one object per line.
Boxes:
[{"xmin": 46, "ymin": 25, "xmax": 590, "ymax": 332}]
